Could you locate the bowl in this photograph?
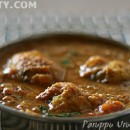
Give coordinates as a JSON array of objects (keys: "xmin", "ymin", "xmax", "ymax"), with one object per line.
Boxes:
[{"xmin": 0, "ymin": 33, "xmax": 130, "ymax": 130}]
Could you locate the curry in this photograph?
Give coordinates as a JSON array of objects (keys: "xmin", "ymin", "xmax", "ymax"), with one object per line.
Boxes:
[{"xmin": 0, "ymin": 35, "xmax": 130, "ymax": 117}]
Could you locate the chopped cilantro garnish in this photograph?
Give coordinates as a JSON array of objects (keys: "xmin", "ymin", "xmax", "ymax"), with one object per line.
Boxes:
[
  {"xmin": 38, "ymin": 106, "xmax": 48, "ymax": 114},
  {"xmin": 38, "ymin": 106, "xmax": 80, "ymax": 117},
  {"xmin": 60, "ymin": 59, "xmax": 74, "ymax": 68},
  {"xmin": 60, "ymin": 59, "xmax": 70, "ymax": 65},
  {"xmin": 56, "ymin": 112, "xmax": 81, "ymax": 117},
  {"xmin": 68, "ymin": 51, "xmax": 79, "ymax": 57}
]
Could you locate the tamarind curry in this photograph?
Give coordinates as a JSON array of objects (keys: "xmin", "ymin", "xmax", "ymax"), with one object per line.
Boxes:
[{"xmin": 0, "ymin": 34, "xmax": 130, "ymax": 117}]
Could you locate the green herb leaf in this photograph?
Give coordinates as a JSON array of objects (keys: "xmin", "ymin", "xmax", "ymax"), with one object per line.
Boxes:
[
  {"xmin": 56, "ymin": 112, "xmax": 81, "ymax": 117},
  {"xmin": 68, "ymin": 51, "xmax": 79, "ymax": 57},
  {"xmin": 38, "ymin": 106, "xmax": 48, "ymax": 114},
  {"xmin": 38, "ymin": 106, "xmax": 80, "ymax": 117},
  {"xmin": 60, "ymin": 59, "xmax": 74, "ymax": 68},
  {"xmin": 60, "ymin": 59, "xmax": 70, "ymax": 65}
]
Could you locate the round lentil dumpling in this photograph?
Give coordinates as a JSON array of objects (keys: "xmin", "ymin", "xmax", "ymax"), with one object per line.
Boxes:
[
  {"xmin": 80, "ymin": 56, "xmax": 130, "ymax": 83},
  {"xmin": 2, "ymin": 50, "xmax": 65, "ymax": 87}
]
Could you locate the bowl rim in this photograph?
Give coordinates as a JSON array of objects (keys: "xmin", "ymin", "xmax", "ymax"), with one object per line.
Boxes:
[{"xmin": 0, "ymin": 32, "xmax": 130, "ymax": 123}]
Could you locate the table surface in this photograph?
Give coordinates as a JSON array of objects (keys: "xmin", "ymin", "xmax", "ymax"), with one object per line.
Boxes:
[
  {"xmin": 0, "ymin": 0, "xmax": 130, "ymax": 46},
  {"xmin": 0, "ymin": 13, "xmax": 130, "ymax": 46}
]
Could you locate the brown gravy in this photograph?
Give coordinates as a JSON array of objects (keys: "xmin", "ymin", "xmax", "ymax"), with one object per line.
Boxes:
[{"xmin": 0, "ymin": 34, "xmax": 130, "ymax": 117}]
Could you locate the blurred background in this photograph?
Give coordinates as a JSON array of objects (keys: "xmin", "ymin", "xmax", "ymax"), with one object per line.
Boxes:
[
  {"xmin": 0, "ymin": 0, "xmax": 130, "ymax": 45},
  {"xmin": 1, "ymin": 0, "xmax": 130, "ymax": 15}
]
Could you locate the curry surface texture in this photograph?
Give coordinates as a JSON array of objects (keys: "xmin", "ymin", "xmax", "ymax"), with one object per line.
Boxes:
[{"xmin": 0, "ymin": 35, "xmax": 130, "ymax": 117}]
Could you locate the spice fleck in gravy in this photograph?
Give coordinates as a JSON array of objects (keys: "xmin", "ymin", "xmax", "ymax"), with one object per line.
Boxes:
[{"xmin": 0, "ymin": 35, "xmax": 130, "ymax": 117}]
